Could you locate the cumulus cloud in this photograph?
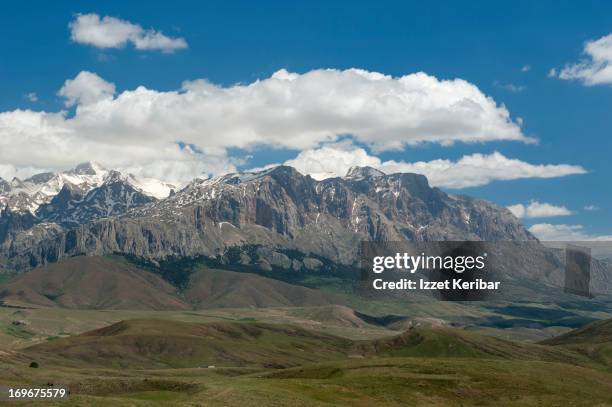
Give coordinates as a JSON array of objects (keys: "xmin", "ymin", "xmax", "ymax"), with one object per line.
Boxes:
[
  {"xmin": 0, "ymin": 68, "xmax": 537, "ymax": 183},
  {"xmin": 584, "ymin": 204, "xmax": 600, "ymax": 211},
  {"xmin": 529, "ymin": 224, "xmax": 612, "ymax": 241},
  {"xmin": 553, "ymin": 33, "xmax": 612, "ymax": 85},
  {"xmin": 58, "ymin": 71, "xmax": 116, "ymax": 107},
  {"xmin": 0, "ymin": 107, "xmax": 236, "ymax": 185},
  {"xmin": 284, "ymin": 143, "xmax": 586, "ymax": 188},
  {"xmin": 284, "ymin": 142, "xmax": 381, "ymax": 180},
  {"xmin": 507, "ymin": 201, "xmax": 572, "ymax": 219},
  {"xmin": 138, "ymin": 68, "xmax": 531, "ymax": 152},
  {"xmin": 69, "ymin": 13, "xmax": 187, "ymax": 53},
  {"xmin": 521, "ymin": 65, "xmax": 531, "ymax": 72}
]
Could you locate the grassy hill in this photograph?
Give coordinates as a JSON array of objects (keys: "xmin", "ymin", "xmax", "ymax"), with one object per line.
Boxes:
[
  {"xmin": 184, "ymin": 268, "xmax": 338, "ymax": 308},
  {"xmin": 254, "ymin": 357, "xmax": 612, "ymax": 407},
  {"xmin": 4, "ymin": 357, "xmax": 612, "ymax": 406},
  {"xmin": 286, "ymin": 305, "xmax": 372, "ymax": 328},
  {"xmin": 16, "ymin": 318, "xmax": 592, "ymax": 370},
  {"xmin": 20, "ymin": 319, "xmax": 354, "ymax": 369},
  {"xmin": 541, "ymin": 318, "xmax": 612, "ymax": 366},
  {"xmin": 2, "ymin": 318, "xmax": 612, "ymax": 406},
  {"xmin": 543, "ymin": 317, "xmax": 612, "ymax": 345},
  {"xmin": 358, "ymin": 326, "xmax": 585, "ymax": 364}
]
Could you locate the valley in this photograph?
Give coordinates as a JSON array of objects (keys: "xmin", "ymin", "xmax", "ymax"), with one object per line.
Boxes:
[
  {"xmin": 1, "ymin": 314, "xmax": 612, "ymax": 406},
  {"xmin": 0, "ymin": 255, "xmax": 611, "ymax": 406}
]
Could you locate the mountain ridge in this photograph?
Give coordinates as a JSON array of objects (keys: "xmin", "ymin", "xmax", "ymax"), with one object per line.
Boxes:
[
  {"xmin": 0, "ymin": 162, "xmax": 176, "ymax": 245},
  {"xmin": 1, "ymin": 163, "xmax": 553, "ymax": 289}
]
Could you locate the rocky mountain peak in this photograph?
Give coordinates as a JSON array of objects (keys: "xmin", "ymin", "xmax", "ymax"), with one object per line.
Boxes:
[
  {"xmin": 345, "ymin": 166, "xmax": 386, "ymax": 180},
  {"xmin": 214, "ymin": 165, "xmax": 304, "ymax": 185},
  {"xmin": 34, "ymin": 174, "xmax": 156, "ymax": 228},
  {"xmin": 266, "ymin": 165, "xmax": 305, "ymax": 178},
  {"xmin": 103, "ymin": 170, "xmax": 126, "ymax": 183},
  {"xmin": 70, "ymin": 161, "xmax": 107, "ymax": 176},
  {"xmin": 23, "ymin": 172, "xmax": 55, "ymax": 185},
  {"xmin": 0, "ymin": 162, "xmax": 176, "ymax": 215}
]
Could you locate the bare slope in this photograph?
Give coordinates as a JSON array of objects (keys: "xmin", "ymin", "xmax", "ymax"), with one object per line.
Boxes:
[
  {"xmin": 0, "ymin": 256, "xmax": 188, "ymax": 310},
  {"xmin": 184, "ymin": 268, "xmax": 338, "ymax": 308}
]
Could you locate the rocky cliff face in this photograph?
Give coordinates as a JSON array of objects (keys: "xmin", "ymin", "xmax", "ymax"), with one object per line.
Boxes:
[{"xmin": 1, "ymin": 165, "xmax": 536, "ymax": 273}]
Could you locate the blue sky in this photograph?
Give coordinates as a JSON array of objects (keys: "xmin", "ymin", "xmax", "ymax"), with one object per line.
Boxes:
[{"xmin": 0, "ymin": 0, "xmax": 611, "ymax": 239}]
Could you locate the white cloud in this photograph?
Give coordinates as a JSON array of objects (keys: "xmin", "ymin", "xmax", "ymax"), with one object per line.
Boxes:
[
  {"xmin": 69, "ymin": 13, "xmax": 187, "ymax": 53},
  {"xmin": 0, "ymin": 164, "xmax": 48, "ymax": 181},
  {"xmin": 529, "ymin": 223, "xmax": 612, "ymax": 241},
  {"xmin": 521, "ymin": 65, "xmax": 531, "ymax": 72},
  {"xmin": 0, "ymin": 68, "xmax": 535, "ymax": 183},
  {"xmin": 284, "ymin": 143, "xmax": 586, "ymax": 188},
  {"xmin": 506, "ymin": 204, "xmax": 525, "ymax": 218},
  {"xmin": 284, "ymin": 141, "xmax": 381, "ymax": 180},
  {"xmin": 24, "ymin": 92, "xmax": 38, "ymax": 102},
  {"xmin": 584, "ymin": 204, "xmax": 600, "ymax": 211},
  {"xmin": 493, "ymin": 81, "xmax": 526, "ymax": 92},
  {"xmin": 58, "ymin": 71, "xmax": 116, "ymax": 107},
  {"xmin": 507, "ymin": 201, "xmax": 572, "ymax": 219},
  {"xmin": 554, "ymin": 33, "xmax": 612, "ymax": 85},
  {"xmin": 0, "ymin": 107, "xmax": 235, "ymax": 185}
]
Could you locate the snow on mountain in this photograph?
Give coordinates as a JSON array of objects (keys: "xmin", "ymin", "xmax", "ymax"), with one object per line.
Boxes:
[
  {"xmin": 123, "ymin": 173, "xmax": 175, "ymax": 199},
  {"xmin": 0, "ymin": 162, "xmax": 174, "ymax": 213},
  {"xmin": 345, "ymin": 166, "xmax": 386, "ymax": 180},
  {"xmin": 1, "ymin": 162, "xmax": 108, "ymax": 213},
  {"xmin": 36, "ymin": 172, "xmax": 158, "ymax": 227}
]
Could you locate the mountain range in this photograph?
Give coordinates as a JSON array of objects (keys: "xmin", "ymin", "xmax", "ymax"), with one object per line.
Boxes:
[
  {"xmin": 0, "ymin": 162, "xmax": 528, "ymax": 266},
  {"xmin": 1, "ymin": 162, "xmax": 608, "ymax": 294},
  {"xmin": 0, "ymin": 162, "xmax": 172, "ymax": 213},
  {"xmin": 0, "ymin": 162, "xmax": 174, "ymax": 244}
]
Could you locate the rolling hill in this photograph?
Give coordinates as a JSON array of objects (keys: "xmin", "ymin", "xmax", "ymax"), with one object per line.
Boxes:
[
  {"xmin": 0, "ymin": 255, "xmax": 341, "ymax": 310},
  {"xmin": 4, "ymin": 318, "xmax": 611, "ymax": 405},
  {"xmin": 21, "ymin": 319, "xmax": 354, "ymax": 369},
  {"xmin": 254, "ymin": 357, "xmax": 612, "ymax": 406},
  {"xmin": 184, "ymin": 268, "xmax": 337, "ymax": 308},
  {"xmin": 541, "ymin": 317, "xmax": 612, "ymax": 365},
  {"xmin": 17, "ymin": 318, "xmax": 590, "ymax": 370},
  {"xmin": 357, "ymin": 326, "xmax": 584, "ymax": 364},
  {"xmin": 0, "ymin": 256, "xmax": 188, "ymax": 310}
]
